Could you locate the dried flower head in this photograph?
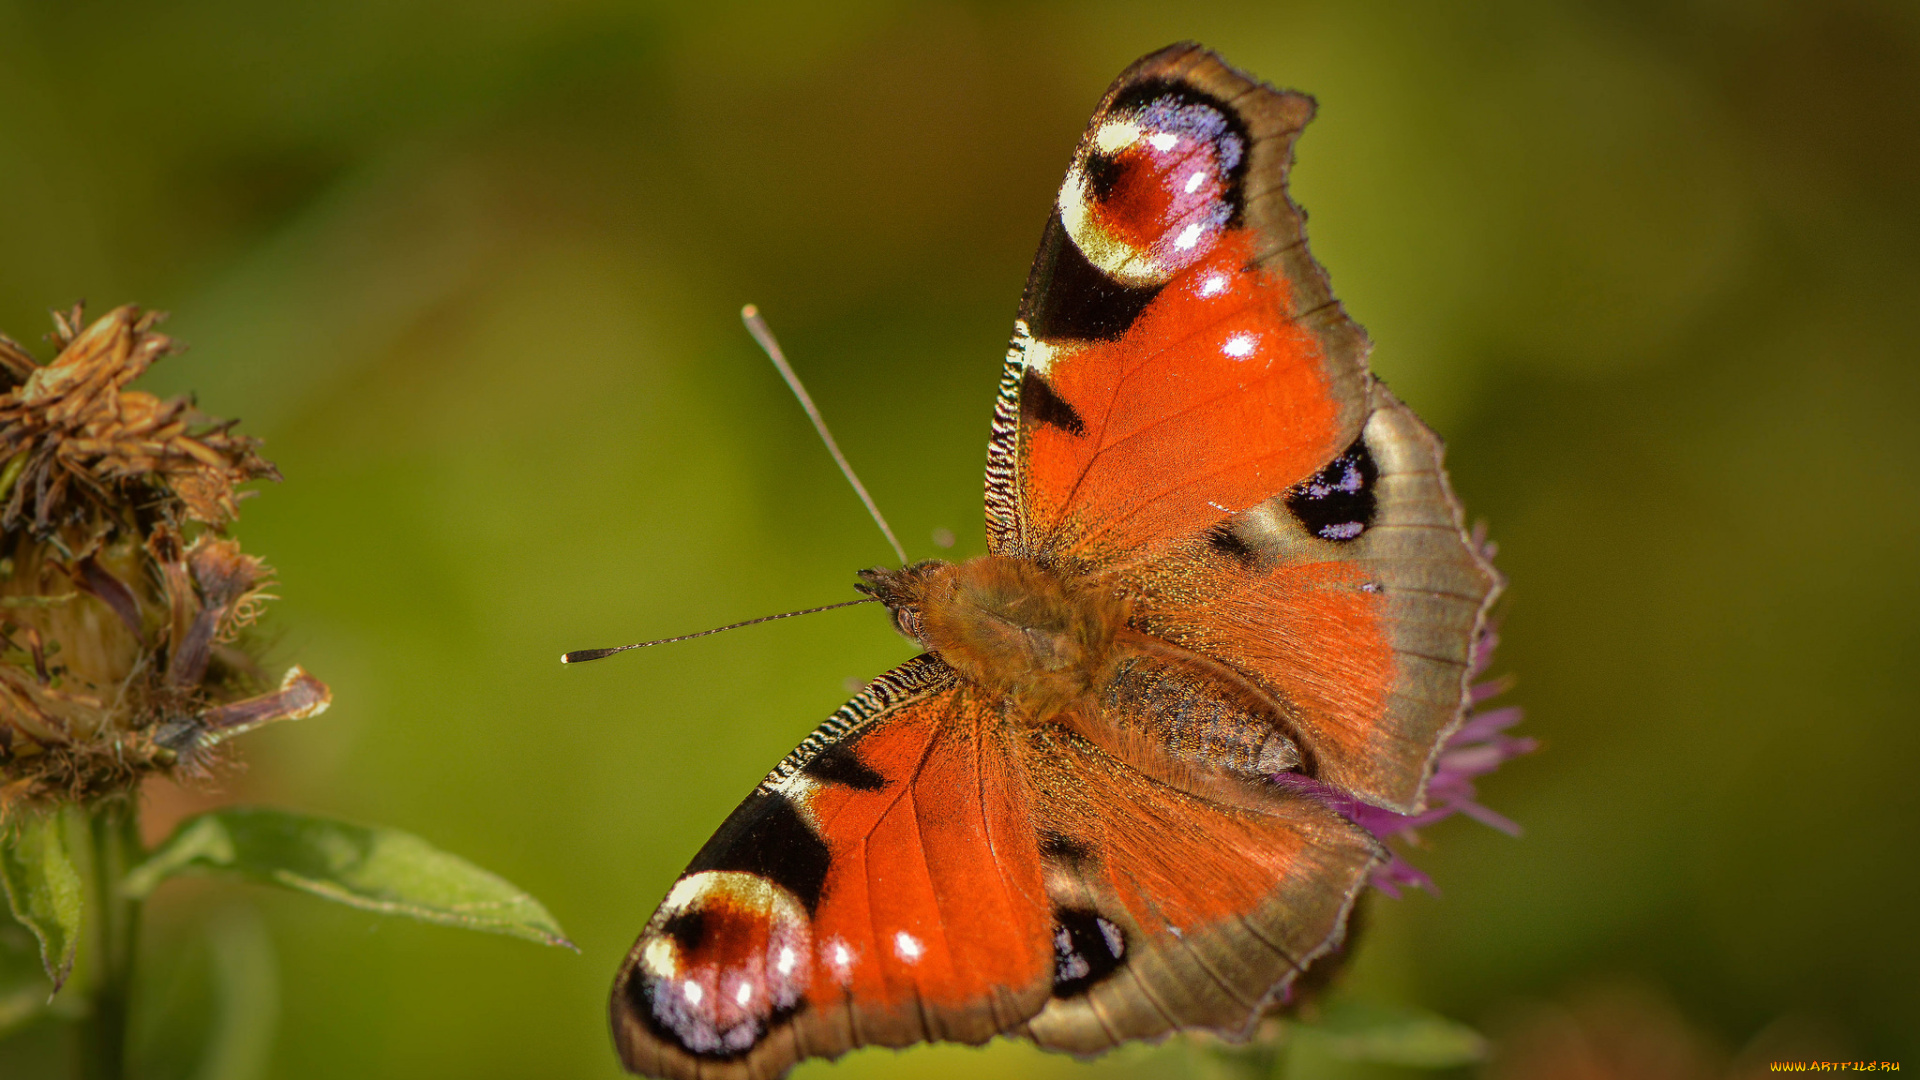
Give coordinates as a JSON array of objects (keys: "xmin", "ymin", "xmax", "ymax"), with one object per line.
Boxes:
[{"xmin": 0, "ymin": 304, "xmax": 327, "ymax": 814}]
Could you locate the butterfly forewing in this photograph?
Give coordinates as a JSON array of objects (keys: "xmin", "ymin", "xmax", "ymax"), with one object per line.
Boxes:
[
  {"xmin": 610, "ymin": 657, "xmax": 1054, "ymax": 1080},
  {"xmin": 985, "ymin": 43, "xmax": 1371, "ymax": 569}
]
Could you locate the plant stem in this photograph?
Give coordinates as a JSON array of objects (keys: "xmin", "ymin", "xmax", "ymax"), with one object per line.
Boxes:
[{"xmin": 77, "ymin": 796, "xmax": 142, "ymax": 1080}]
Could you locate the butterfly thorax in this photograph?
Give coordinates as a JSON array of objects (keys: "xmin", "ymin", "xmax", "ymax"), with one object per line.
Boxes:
[{"xmin": 857, "ymin": 556, "xmax": 1129, "ymax": 721}]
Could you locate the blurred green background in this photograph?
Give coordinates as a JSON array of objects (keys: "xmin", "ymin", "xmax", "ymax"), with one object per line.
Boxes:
[{"xmin": 3, "ymin": 0, "xmax": 1916, "ymax": 1076}]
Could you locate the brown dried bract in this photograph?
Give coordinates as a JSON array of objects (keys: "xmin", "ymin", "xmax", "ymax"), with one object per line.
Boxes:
[{"xmin": 0, "ymin": 303, "xmax": 279, "ymax": 536}]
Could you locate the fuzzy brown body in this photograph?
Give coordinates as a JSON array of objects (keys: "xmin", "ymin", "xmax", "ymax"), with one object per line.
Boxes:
[
  {"xmin": 858, "ymin": 556, "xmax": 1304, "ymax": 780},
  {"xmin": 861, "ymin": 557, "xmax": 1121, "ymax": 721}
]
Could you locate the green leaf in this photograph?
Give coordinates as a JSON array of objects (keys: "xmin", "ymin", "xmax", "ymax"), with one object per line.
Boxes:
[
  {"xmin": 124, "ymin": 808, "xmax": 574, "ymax": 950},
  {"xmin": 1293, "ymin": 1001, "xmax": 1489, "ymax": 1067},
  {"xmin": 0, "ymin": 812, "xmax": 84, "ymax": 992}
]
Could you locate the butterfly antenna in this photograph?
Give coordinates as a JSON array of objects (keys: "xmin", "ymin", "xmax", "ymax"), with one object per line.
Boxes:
[
  {"xmin": 741, "ymin": 304, "xmax": 908, "ymax": 565},
  {"xmin": 561, "ymin": 597, "xmax": 877, "ymax": 664}
]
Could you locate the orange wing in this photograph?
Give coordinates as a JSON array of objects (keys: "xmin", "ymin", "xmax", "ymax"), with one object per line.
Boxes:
[
  {"xmin": 611, "ymin": 657, "xmax": 1053, "ymax": 1080},
  {"xmin": 984, "ymin": 43, "xmax": 1370, "ymax": 571}
]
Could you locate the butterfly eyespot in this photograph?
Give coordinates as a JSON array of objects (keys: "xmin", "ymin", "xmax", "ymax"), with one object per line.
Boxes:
[
  {"xmin": 1082, "ymin": 148, "xmax": 1127, "ymax": 201},
  {"xmin": 1050, "ymin": 907, "xmax": 1128, "ymax": 998},
  {"xmin": 1285, "ymin": 438, "xmax": 1379, "ymax": 542},
  {"xmin": 1056, "ymin": 84, "xmax": 1249, "ymax": 290},
  {"xmin": 623, "ymin": 870, "xmax": 813, "ymax": 1059}
]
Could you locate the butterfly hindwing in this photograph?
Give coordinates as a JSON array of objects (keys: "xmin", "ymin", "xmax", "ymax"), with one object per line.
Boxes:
[
  {"xmin": 986, "ymin": 43, "xmax": 1371, "ymax": 570},
  {"xmin": 1019, "ymin": 722, "xmax": 1382, "ymax": 1054},
  {"xmin": 1124, "ymin": 388, "xmax": 1502, "ymax": 813}
]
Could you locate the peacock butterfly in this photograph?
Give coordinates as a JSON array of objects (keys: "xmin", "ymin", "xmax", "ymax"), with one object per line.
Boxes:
[{"xmin": 603, "ymin": 42, "xmax": 1502, "ymax": 1079}]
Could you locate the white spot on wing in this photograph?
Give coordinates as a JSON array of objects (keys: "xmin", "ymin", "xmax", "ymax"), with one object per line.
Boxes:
[
  {"xmin": 1053, "ymin": 924, "xmax": 1091, "ymax": 981},
  {"xmin": 1148, "ymin": 131, "xmax": 1178, "ymax": 152},
  {"xmin": 826, "ymin": 938, "xmax": 856, "ymax": 986},
  {"xmin": 661, "ymin": 875, "xmax": 713, "ymax": 913},
  {"xmin": 682, "ymin": 980, "xmax": 704, "ymax": 1005},
  {"xmin": 776, "ymin": 946, "xmax": 797, "ymax": 976},
  {"xmin": 1174, "ymin": 223, "xmax": 1204, "ymax": 250},
  {"xmin": 1223, "ymin": 333, "xmax": 1257, "ymax": 358},
  {"xmin": 1023, "ymin": 335, "xmax": 1059, "ymax": 377},
  {"xmin": 735, "ymin": 982, "xmax": 753, "ymax": 1006},
  {"xmin": 1093, "ymin": 121, "xmax": 1141, "ymax": 153},
  {"xmin": 640, "ymin": 937, "xmax": 679, "ymax": 979},
  {"xmin": 1199, "ymin": 273, "xmax": 1229, "ymax": 297},
  {"xmin": 1007, "ymin": 320, "xmax": 1034, "ymax": 366},
  {"xmin": 1184, "ymin": 170, "xmax": 1206, "ymax": 194},
  {"xmin": 894, "ymin": 931, "xmax": 924, "ymax": 963},
  {"xmin": 773, "ymin": 770, "xmax": 818, "ymax": 815}
]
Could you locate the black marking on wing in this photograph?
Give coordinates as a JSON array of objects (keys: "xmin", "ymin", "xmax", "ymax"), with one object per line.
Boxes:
[
  {"xmin": 660, "ymin": 908, "xmax": 707, "ymax": 952},
  {"xmin": 1285, "ymin": 437, "xmax": 1378, "ymax": 542},
  {"xmin": 621, "ymin": 974, "xmax": 657, "ymax": 1046},
  {"xmin": 1021, "ymin": 212, "xmax": 1162, "ymax": 341},
  {"xmin": 1206, "ymin": 521, "xmax": 1260, "ymax": 567},
  {"xmin": 801, "ymin": 740, "xmax": 886, "ymax": 791},
  {"xmin": 684, "ymin": 790, "xmax": 831, "ymax": 913},
  {"xmin": 1040, "ymin": 830, "xmax": 1095, "ymax": 866},
  {"xmin": 1020, "ymin": 368, "xmax": 1086, "ymax": 437},
  {"xmin": 1082, "ymin": 149, "xmax": 1125, "ymax": 201},
  {"xmin": 1050, "ymin": 907, "xmax": 1128, "ymax": 998}
]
